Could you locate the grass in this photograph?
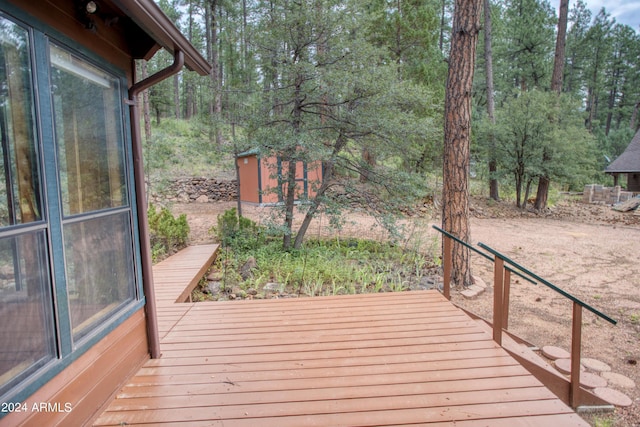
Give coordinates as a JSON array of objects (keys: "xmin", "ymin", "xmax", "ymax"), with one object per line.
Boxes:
[
  {"xmin": 202, "ymin": 234, "xmax": 439, "ymax": 300},
  {"xmin": 196, "ymin": 208, "xmax": 440, "ymax": 300},
  {"xmin": 145, "ymin": 118, "xmax": 235, "ymax": 182}
]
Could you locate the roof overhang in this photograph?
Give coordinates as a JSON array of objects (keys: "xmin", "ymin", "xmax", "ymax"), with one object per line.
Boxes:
[{"xmin": 112, "ymin": 0, "xmax": 211, "ymax": 76}]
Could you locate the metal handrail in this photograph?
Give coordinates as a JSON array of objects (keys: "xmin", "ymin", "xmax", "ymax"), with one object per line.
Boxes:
[
  {"xmin": 478, "ymin": 242, "xmax": 617, "ymax": 325},
  {"xmin": 433, "ymin": 223, "xmax": 617, "ymax": 407},
  {"xmin": 431, "ymin": 225, "xmax": 536, "ymax": 285}
]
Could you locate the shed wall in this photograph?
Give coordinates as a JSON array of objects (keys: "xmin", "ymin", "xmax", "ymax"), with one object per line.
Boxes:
[{"xmin": 237, "ymin": 155, "xmax": 261, "ymax": 204}]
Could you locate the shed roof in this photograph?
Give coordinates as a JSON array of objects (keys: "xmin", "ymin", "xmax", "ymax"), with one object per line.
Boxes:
[
  {"xmin": 237, "ymin": 148, "xmax": 261, "ymax": 158},
  {"xmin": 606, "ymin": 129, "xmax": 640, "ymax": 173},
  {"xmin": 113, "ymin": 0, "xmax": 211, "ymax": 76}
]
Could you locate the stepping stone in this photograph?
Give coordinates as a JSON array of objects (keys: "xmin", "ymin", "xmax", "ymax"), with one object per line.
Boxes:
[
  {"xmin": 461, "ymin": 287, "xmax": 482, "ymax": 299},
  {"xmin": 601, "ymin": 372, "xmax": 636, "ymax": 389},
  {"xmin": 579, "ymin": 372, "xmax": 608, "ymax": 389},
  {"xmin": 593, "ymin": 387, "xmax": 633, "ymax": 407},
  {"xmin": 472, "ymin": 275, "xmax": 487, "ymax": 289},
  {"xmin": 581, "ymin": 357, "xmax": 611, "ymax": 373},
  {"xmin": 542, "ymin": 345, "xmax": 570, "ymax": 360},
  {"xmin": 554, "ymin": 358, "xmax": 584, "ymax": 375}
]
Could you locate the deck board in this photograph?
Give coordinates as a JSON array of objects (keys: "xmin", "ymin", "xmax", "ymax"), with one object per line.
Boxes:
[{"xmin": 94, "ymin": 246, "xmax": 589, "ymax": 426}]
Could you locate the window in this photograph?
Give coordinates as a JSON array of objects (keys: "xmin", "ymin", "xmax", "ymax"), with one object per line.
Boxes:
[
  {"xmin": 0, "ymin": 16, "xmax": 55, "ymax": 398},
  {"xmin": 50, "ymin": 44, "xmax": 136, "ymax": 340},
  {"xmin": 0, "ymin": 11, "xmax": 140, "ymax": 404},
  {"xmin": 50, "ymin": 44, "xmax": 127, "ymax": 216},
  {"xmin": 63, "ymin": 213, "xmax": 135, "ymax": 338}
]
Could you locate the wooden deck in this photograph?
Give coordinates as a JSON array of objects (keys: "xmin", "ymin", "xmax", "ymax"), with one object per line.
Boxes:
[{"xmin": 94, "ymin": 247, "xmax": 589, "ymax": 426}]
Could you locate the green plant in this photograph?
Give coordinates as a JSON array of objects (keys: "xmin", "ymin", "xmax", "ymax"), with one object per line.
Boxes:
[
  {"xmin": 591, "ymin": 416, "xmax": 615, "ymax": 427},
  {"xmin": 210, "ymin": 208, "xmax": 264, "ymax": 250},
  {"xmin": 148, "ymin": 204, "xmax": 190, "ymax": 262}
]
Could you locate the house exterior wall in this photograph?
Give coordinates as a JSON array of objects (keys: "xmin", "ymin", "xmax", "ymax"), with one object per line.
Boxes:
[
  {"xmin": 628, "ymin": 173, "xmax": 640, "ymax": 192},
  {"xmin": 0, "ymin": 310, "xmax": 148, "ymax": 427},
  {"xmin": 0, "ymin": 2, "xmax": 152, "ymax": 425},
  {"xmin": 5, "ymin": 0, "xmax": 136, "ymax": 82}
]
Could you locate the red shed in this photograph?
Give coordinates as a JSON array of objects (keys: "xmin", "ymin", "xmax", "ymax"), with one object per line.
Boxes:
[{"xmin": 237, "ymin": 150, "xmax": 323, "ymax": 205}]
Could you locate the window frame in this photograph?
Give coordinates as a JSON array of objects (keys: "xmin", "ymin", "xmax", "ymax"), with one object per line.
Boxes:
[{"xmin": 0, "ymin": 3, "xmax": 145, "ymax": 409}]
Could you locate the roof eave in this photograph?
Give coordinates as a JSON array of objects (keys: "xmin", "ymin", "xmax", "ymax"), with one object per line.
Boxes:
[{"xmin": 113, "ymin": 0, "xmax": 211, "ymax": 76}]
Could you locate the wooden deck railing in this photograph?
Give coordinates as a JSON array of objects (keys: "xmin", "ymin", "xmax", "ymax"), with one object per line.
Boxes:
[{"xmin": 433, "ymin": 225, "xmax": 617, "ymax": 408}]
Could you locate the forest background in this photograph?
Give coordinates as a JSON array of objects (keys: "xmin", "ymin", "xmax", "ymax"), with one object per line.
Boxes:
[{"xmin": 141, "ymin": 0, "xmax": 640, "ymax": 252}]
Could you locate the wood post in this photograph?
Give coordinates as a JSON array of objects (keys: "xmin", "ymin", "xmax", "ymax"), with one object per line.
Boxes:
[
  {"xmin": 570, "ymin": 302, "xmax": 583, "ymax": 408},
  {"xmin": 443, "ymin": 236, "xmax": 452, "ymax": 300},
  {"xmin": 502, "ymin": 268, "xmax": 511, "ymax": 330},
  {"xmin": 492, "ymin": 257, "xmax": 504, "ymax": 345}
]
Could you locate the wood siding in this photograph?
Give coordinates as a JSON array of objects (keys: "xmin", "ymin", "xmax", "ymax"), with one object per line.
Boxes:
[
  {"xmin": 4, "ymin": 0, "xmax": 149, "ymax": 81},
  {"xmin": 0, "ymin": 308, "xmax": 149, "ymax": 427}
]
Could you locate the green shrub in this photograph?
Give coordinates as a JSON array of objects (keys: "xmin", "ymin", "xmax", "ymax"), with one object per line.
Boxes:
[
  {"xmin": 211, "ymin": 208, "xmax": 264, "ymax": 250},
  {"xmin": 148, "ymin": 204, "xmax": 190, "ymax": 262}
]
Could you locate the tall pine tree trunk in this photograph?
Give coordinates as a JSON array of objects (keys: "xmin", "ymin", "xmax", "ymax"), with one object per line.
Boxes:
[
  {"xmin": 631, "ymin": 102, "xmax": 640, "ymax": 131},
  {"xmin": 442, "ymin": 0, "xmax": 482, "ymax": 288},
  {"xmin": 534, "ymin": 0, "xmax": 568, "ymax": 211},
  {"xmin": 207, "ymin": 0, "xmax": 223, "ymax": 145},
  {"xmin": 550, "ymin": 0, "xmax": 569, "ymax": 94},
  {"xmin": 483, "ymin": 0, "xmax": 498, "ymax": 201}
]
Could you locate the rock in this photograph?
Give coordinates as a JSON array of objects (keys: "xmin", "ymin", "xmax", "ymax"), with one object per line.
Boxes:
[
  {"xmin": 153, "ymin": 178, "xmax": 238, "ymax": 203},
  {"xmin": 417, "ymin": 276, "xmax": 436, "ymax": 290},
  {"xmin": 542, "ymin": 345, "xmax": 571, "ymax": 360},
  {"xmin": 581, "ymin": 358, "xmax": 612, "ymax": 373},
  {"xmin": 554, "ymin": 358, "xmax": 584, "ymax": 375},
  {"xmin": 264, "ymin": 282, "xmax": 282, "ymax": 291},
  {"xmin": 601, "ymin": 372, "xmax": 636, "ymax": 389},
  {"xmin": 247, "ymin": 288, "xmax": 258, "ymax": 296},
  {"xmin": 593, "ymin": 387, "xmax": 633, "ymax": 407},
  {"xmin": 207, "ymin": 281, "xmax": 223, "ymax": 294},
  {"xmin": 460, "ymin": 289, "xmax": 477, "ymax": 299},
  {"xmin": 460, "ymin": 284, "xmax": 485, "ymax": 299},
  {"xmin": 579, "ymin": 372, "xmax": 608, "ymax": 389},
  {"xmin": 176, "ymin": 191, "xmax": 190, "ymax": 203},
  {"xmin": 207, "ymin": 271, "xmax": 223, "ymax": 281},
  {"xmin": 472, "ymin": 275, "xmax": 487, "ymax": 289},
  {"xmin": 240, "ymin": 257, "xmax": 258, "ymax": 280}
]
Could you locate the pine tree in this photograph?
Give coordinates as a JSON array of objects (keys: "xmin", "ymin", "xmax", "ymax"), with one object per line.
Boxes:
[{"xmin": 442, "ymin": 0, "xmax": 483, "ymax": 288}]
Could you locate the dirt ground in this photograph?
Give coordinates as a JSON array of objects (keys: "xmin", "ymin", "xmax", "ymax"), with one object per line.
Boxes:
[{"xmin": 169, "ymin": 196, "xmax": 640, "ymax": 426}]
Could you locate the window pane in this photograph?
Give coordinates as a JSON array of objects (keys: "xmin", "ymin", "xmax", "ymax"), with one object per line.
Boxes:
[
  {"xmin": 0, "ymin": 232, "xmax": 55, "ymax": 397},
  {"xmin": 50, "ymin": 44, "xmax": 127, "ymax": 216},
  {"xmin": 0, "ymin": 17, "xmax": 42, "ymax": 227},
  {"xmin": 64, "ymin": 212, "xmax": 135, "ymax": 339}
]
